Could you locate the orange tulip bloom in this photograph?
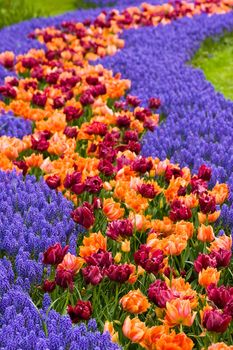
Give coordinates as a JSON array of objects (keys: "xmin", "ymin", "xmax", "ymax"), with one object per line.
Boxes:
[
  {"xmin": 120, "ymin": 289, "xmax": 150, "ymax": 314},
  {"xmin": 175, "ymin": 221, "xmax": 194, "ymax": 239},
  {"xmin": 151, "ymin": 217, "xmax": 174, "ymax": 235},
  {"xmin": 207, "ymin": 343, "xmax": 233, "ymax": 350},
  {"xmin": 164, "ymin": 298, "xmax": 196, "ymax": 327},
  {"xmin": 198, "ymin": 267, "xmax": 221, "ymax": 288},
  {"xmin": 197, "ymin": 224, "xmax": 215, "ymax": 242},
  {"xmin": 57, "ymin": 253, "xmax": 84, "ymax": 274},
  {"xmin": 161, "ymin": 234, "xmax": 188, "ymax": 256},
  {"xmin": 165, "ymin": 277, "xmax": 197, "ymax": 309},
  {"xmin": 129, "ymin": 212, "xmax": 152, "ymax": 231},
  {"xmin": 198, "ymin": 211, "xmax": 221, "ymax": 224},
  {"xmin": 104, "ymin": 321, "xmax": 119, "ymax": 343},
  {"xmin": 209, "ymin": 234, "xmax": 232, "ymax": 252},
  {"xmin": 211, "ymin": 183, "xmax": 229, "ymax": 205},
  {"xmin": 103, "ymin": 198, "xmax": 125, "ymax": 221},
  {"xmin": 79, "ymin": 232, "xmax": 107, "ymax": 258},
  {"xmin": 140, "ymin": 325, "xmax": 168, "ymax": 350},
  {"xmin": 122, "ymin": 316, "xmax": 147, "ymax": 343},
  {"xmin": 156, "ymin": 331, "xmax": 194, "ymax": 350}
]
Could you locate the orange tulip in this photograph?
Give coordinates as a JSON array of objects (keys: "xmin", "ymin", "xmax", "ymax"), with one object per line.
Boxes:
[
  {"xmin": 211, "ymin": 183, "xmax": 229, "ymax": 205},
  {"xmin": 175, "ymin": 221, "xmax": 194, "ymax": 239},
  {"xmin": 197, "ymin": 224, "xmax": 215, "ymax": 242},
  {"xmin": 121, "ymin": 239, "xmax": 131, "ymax": 252},
  {"xmin": 165, "ymin": 277, "xmax": 197, "ymax": 309},
  {"xmin": 207, "ymin": 343, "xmax": 233, "ymax": 350},
  {"xmin": 164, "ymin": 298, "xmax": 196, "ymax": 327},
  {"xmin": 122, "ymin": 316, "xmax": 147, "ymax": 343},
  {"xmin": 156, "ymin": 331, "xmax": 194, "ymax": 350},
  {"xmin": 57, "ymin": 253, "xmax": 84, "ymax": 274},
  {"xmin": 209, "ymin": 234, "xmax": 232, "ymax": 252},
  {"xmin": 198, "ymin": 211, "xmax": 221, "ymax": 224},
  {"xmin": 161, "ymin": 234, "xmax": 188, "ymax": 256},
  {"xmin": 79, "ymin": 232, "xmax": 107, "ymax": 258},
  {"xmin": 140, "ymin": 325, "xmax": 168, "ymax": 350},
  {"xmin": 104, "ymin": 321, "xmax": 119, "ymax": 343},
  {"xmin": 103, "ymin": 198, "xmax": 125, "ymax": 220},
  {"xmin": 120, "ymin": 289, "xmax": 150, "ymax": 314},
  {"xmin": 198, "ymin": 267, "xmax": 221, "ymax": 288}
]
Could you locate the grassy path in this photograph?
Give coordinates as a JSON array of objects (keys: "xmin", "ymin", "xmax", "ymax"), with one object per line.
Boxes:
[{"xmin": 192, "ymin": 31, "xmax": 233, "ymax": 100}]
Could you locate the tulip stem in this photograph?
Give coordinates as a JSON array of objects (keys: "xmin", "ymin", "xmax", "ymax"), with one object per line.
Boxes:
[{"xmin": 179, "ymin": 323, "xmax": 183, "ymax": 333}]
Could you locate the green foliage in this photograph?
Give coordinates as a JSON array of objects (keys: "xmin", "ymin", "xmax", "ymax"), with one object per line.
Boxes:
[
  {"xmin": 0, "ymin": 0, "xmax": 43, "ymax": 29},
  {"xmin": 191, "ymin": 31, "xmax": 233, "ymax": 100}
]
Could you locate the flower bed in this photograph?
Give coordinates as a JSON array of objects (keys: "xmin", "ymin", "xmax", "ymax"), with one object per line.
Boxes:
[{"xmin": 0, "ymin": 1, "xmax": 233, "ymax": 349}]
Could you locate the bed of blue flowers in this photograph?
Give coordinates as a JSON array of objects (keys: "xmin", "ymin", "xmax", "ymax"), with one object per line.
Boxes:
[{"xmin": 0, "ymin": 1, "xmax": 233, "ymax": 349}]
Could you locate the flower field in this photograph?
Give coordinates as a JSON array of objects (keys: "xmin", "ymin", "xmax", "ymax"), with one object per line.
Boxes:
[{"xmin": 0, "ymin": 0, "xmax": 233, "ymax": 349}]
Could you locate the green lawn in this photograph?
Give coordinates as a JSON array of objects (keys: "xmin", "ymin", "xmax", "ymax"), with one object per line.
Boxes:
[
  {"xmin": 191, "ymin": 31, "xmax": 233, "ymax": 100},
  {"xmin": 0, "ymin": 0, "xmax": 98, "ymax": 29},
  {"xmin": 28, "ymin": 0, "xmax": 76, "ymax": 16}
]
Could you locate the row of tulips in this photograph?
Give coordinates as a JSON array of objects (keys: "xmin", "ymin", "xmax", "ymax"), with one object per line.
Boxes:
[{"xmin": 0, "ymin": 0, "xmax": 233, "ymax": 349}]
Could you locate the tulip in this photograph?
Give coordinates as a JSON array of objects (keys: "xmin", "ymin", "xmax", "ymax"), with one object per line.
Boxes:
[
  {"xmin": 106, "ymin": 219, "xmax": 133, "ymax": 241},
  {"xmin": 207, "ymin": 284, "xmax": 233, "ymax": 309},
  {"xmin": 202, "ymin": 309, "xmax": 231, "ymax": 333},
  {"xmin": 31, "ymin": 134, "xmax": 49, "ymax": 152},
  {"xmin": 82, "ymin": 265, "xmax": 104, "ymax": 285},
  {"xmin": 13, "ymin": 160, "xmax": 28, "ymax": 176},
  {"xmin": 123, "ymin": 130, "xmax": 139, "ymax": 143},
  {"xmin": 71, "ymin": 202, "xmax": 95, "ymax": 229},
  {"xmin": 79, "ymin": 90, "xmax": 94, "ymax": 105},
  {"xmin": 165, "ymin": 166, "xmax": 183, "ymax": 182},
  {"xmin": 125, "ymin": 94, "xmax": 141, "ymax": 107},
  {"xmin": 107, "ymin": 264, "xmax": 132, "ymax": 283},
  {"xmin": 0, "ymin": 84, "xmax": 17, "ymax": 98},
  {"xmin": 63, "ymin": 106, "xmax": 83, "ymax": 121},
  {"xmin": 57, "ymin": 253, "xmax": 84, "ymax": 274},
  {"xmin": 122, "ymin": 316, "xmax": 147, "ymax": 343},
  {"xmin": 86, "ymin": 121, "xmax": 108, "ymax": 136},
  {"xmin": 43, "ymin": 243, "xmax": 69, "ymax": 265},
  {"xmin": 84, "ymin": 176, "xmax": 103, "ymax": 193},
  {"xmin": 138, "ymin": 183, "xmax": 156, "ymax": 199},
  {"xmin": 98, "ymin": 159, "xmax": 115, "ymax": 177},
  {"xmin": 134, "ymin": 245, "xmax": 164, "ymax": 275},
  {"xmin": 199, "ymin": 192, "xmax": 216, "ymax": 214},
  {"xmin": 198, "ymin": 164, "xmax": 212, "ymax": 181},
  {"xmin": 156, "ymin": 331, "xmax": 194, "ymax": 350},
  {"xmin": 85, "ymin": 249, "xmax": 113, "ymax": 268},
  {"xmin": 104, "ymin": 321, "xmax": 119, "ymax": 343},
  {"xmin": 194, "ymin": 253, "xmax": 217, "ymax": 273},
  {"xmin": 169, "ymin": 199, "xmax": 192, "ymax": 222},
  {"xmin": 207, "ymin": 343, "xmax": 233, "ymax": 350},
  {"xmin": 32, "ymin": 92, "xmax": 47, "ymax": 107},
  {"xmin": 55, "ymin": 269, "xmax": 74, "ymax": 290},
  {"xmin": 190, "ymin": 176, "xmax": 207, "ymax": 195},
  {"xmin": 148, "ymin": 280, "xmax": 174, "ymax": 308},
  {"xmin": 209, "ymin": 249, "xmax": 232, "ymax": 268},
  {"xmin": 165, "ymin": 298, "xmax": 196, "ymax": 327},
  {"xmin": 63, "ymin": 126, "xmax": 78, "ymax": 138},
  {"xmin": 46, "ymin": 174, "xmax": 61, "ymax": 189},
  {"xmin": 64, "ymin": 171, "xmax": 82, "ymax": 189},
  {"xmin": 224, "ymin": 299, "xmax": 233, "ymax": 317},
  {"xmin": 67, "ymin": 300, "xmax": 92, "ymax": 323},
  {"xmin": 117, "ymin": 115, "xmax": 131, "ymax": 128},
  {"xmin": 198, "ymin": 267, "xmax": 220, "ymax": 288},
  {"xmin": 131, "ymin": 157, "xmax": 153, "ymax": 174},
  {"xmin": 42, "ymin": 279, "xmax": 56, "ymax": 293},
  {"xmin": 128, "ymin": 140, "xmax": 141, "ymax": 154},
  {"xmin": 120, "ymin": 289, "xmax": 150, "ymax": 314},
  {"xmin": 197, "ymin": 224, "xmax": 215, "ymax": 242}
]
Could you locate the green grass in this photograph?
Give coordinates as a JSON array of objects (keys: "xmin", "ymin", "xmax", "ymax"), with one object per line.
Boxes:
[
  {"xmin": 0, "ymin": 0, "xmax": 100, "ymax": 29},
  {"xmin": 191, "ymin": 31, "xmax": 233, "ymax": 100}
]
